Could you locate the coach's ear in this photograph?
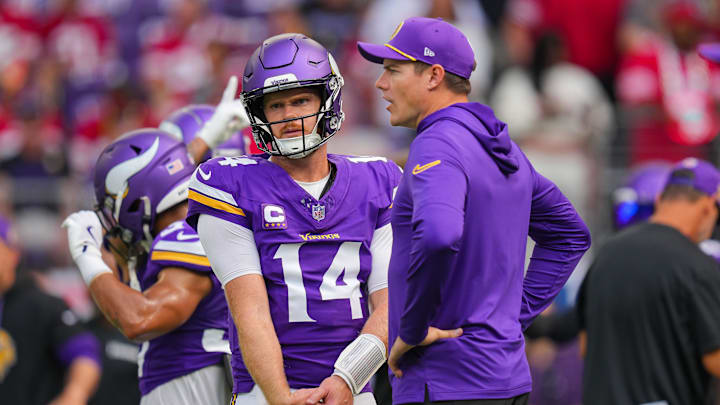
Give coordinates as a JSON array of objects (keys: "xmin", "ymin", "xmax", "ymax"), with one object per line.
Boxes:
[{"xmin": 426, "ymin": 64, "xmax": 446, "ymax": 92}]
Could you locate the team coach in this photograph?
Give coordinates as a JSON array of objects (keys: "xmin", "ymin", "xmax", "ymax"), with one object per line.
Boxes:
[{"xmin": 358, "ymin": 17, "xmax": 591, "ymax": 405}]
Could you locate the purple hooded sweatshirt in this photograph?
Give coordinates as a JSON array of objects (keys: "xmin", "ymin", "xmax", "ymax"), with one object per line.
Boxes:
[{"xmin": 388, "ymin": 103, "xmax": 591, "ymax": 403}]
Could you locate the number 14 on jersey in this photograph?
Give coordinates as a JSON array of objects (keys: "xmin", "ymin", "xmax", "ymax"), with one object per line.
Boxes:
[{"xmin": 274, "ymin": 242, "xmax": 363, "ymax": 323}]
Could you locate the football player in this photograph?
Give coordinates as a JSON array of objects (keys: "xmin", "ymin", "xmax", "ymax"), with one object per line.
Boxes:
[
  {"xmin": 186, "ymin": 34, "xmax": 401, "ymax": 405},
  {"xmin": 160, "ymin": 102, "xmax": 251, "ymax": 164},
  {"xmin": 63, "ymin": 130, "xmax": 231, "ymax": 405},
  {"xmin": 159, "ymin": 76, "xmax": 250, "ymax": 165}
]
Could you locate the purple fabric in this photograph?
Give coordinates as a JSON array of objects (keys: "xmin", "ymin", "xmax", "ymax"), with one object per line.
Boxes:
[
  {"xmin": 137, "ymin": 221, "xmax": 228, "ymax": 396},
  {"xmin": 357, "ymin": 17, "xmax": 476, "ymax": 79},
  {"xmin": 0, "ymin": 215, "xmax": 11, "ymax": 246},
  {"xmin": 699, "ymin": 43, "xmax": 720, "ymax": 63},
  {"xmin": 665, "ymin": 158, "xmax": 720, "ymax": 198},
  {"xmin": 186, "ymin": 154, "xmax": 402, "ymax": 392},
  {"xmin": 387, "ymin": 102, "xmax": 590, "ymax": 403},
  {"xmin": 56, "ymin": 332, "xmax": 102, "ymax": 368}
]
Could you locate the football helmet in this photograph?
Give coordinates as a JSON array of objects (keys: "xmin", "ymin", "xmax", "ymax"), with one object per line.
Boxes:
[
  {"xmin": 160, "ymin": 104, "xmax": 247, "ymax": 162},
  {"xmin": 93, "ymin": 129, "xmax": 195, "ymax": 254},
  {"xmin": 612, "ymin": 163, "xmax": 671, "ymax": 230},
  {"xmin": 241, "ymin": 33, "xmax": 345, "ymax": 159}
]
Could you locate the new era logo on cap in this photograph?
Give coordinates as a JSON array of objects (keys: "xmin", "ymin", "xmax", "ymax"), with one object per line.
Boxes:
[{"xmin": 357, "ymin": 17, "xmax": 476, "ymax": 79}]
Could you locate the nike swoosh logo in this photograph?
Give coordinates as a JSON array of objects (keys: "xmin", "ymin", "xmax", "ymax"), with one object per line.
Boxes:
[
  {"xmin": 176, "ymin": 232, "xmax": 199, "ymax": 241},
  {"xmin": 412, "ymin": 160, "xmax": 441, "ymax": 175},
  {"xmin": 198, "ymin": 167, "xmax": 212, "ymax": 181}
]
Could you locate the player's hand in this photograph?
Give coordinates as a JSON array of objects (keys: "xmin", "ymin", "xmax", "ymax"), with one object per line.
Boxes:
[
  {"xmin": 62, "ymin": 211, "xmax": 113, "ymax": 285},
  {"xmin": 62, "ymin": 211, "xmax": 103, "ymax": 260},
  {"xmin": 388, "ymin": 327, "xmax": 463, "ymax": 378},
  {"xmin": 305, "ymin": 375, "xmax": 352, "ymax": 405},
  {"xmin": 286, "ymin": 388, "xmax": 317, "ymax": 405},
  {"xmin": 197, "ymin": 75, "xmax": 250, "ymax": 149}
]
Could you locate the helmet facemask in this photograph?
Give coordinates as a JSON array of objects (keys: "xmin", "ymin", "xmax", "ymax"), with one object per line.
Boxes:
[{"xmin": 242, "ymin": 43, "xmax": 345, "ymax": 159}]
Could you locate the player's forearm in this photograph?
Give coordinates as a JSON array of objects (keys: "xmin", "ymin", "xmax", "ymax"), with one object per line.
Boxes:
[
  {"xmin": 362, "ymin": 289, "xmax": 389, "ymax": 350},
  {"xmin": 54, "ymin": 357, "xmax": 101, "ymax": 404},
  {"xmin": 226, "ymin": 276, "xmax": 292, "ymax": 405},
  {"xmin": 187, "ymin": 138, "xmax": 211, "ymax": 165},
  {"xmin": 400, "ymin": 206, "xmax": 462, "ymax": 345},
  {"xmin": 89, "ymin": 273, "xmax": 164, "ymax": 340}
]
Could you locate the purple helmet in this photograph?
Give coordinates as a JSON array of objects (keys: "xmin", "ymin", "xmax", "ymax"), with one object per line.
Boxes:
[
  {"xmin": 241, "ymin": 33, "xmax": 345, "ymax": 158},
  {"xmin": 159, "ymin": 104, "xmax": 247, "ymax": 162},
  {"xmin": 612, "ymin": 163, "xmax": 671, "ymax": 230},
  {"xmin": 93, "ymin": 129, "xmax": 194, "ymax": 253}
]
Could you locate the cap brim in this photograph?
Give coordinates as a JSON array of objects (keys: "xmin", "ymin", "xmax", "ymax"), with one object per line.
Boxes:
[
  {"xmin": 699, "ymin": 43, "xmax": 720, "ymax": 63},
  {"xmin": 357, "ymin": 42, "xmax": 412, "ymax": 64}
]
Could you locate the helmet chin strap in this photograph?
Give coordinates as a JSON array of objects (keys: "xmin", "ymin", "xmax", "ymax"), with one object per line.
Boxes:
[
  {"xmin": 140, "ymin": 196, "xmax": 153, "ymax": 253},
  {"xmin": 275, "ymin": 131, "xmax": 323, "ymax": 159}
]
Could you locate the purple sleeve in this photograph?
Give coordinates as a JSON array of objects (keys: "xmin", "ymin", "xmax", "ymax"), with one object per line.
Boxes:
[
  {"xmin": 376, "ymin": 161, "xmax": 404, "ymax": 229},
  {"xmin": 56, "ymin": 332, "xmax": 102, "ymax": 368},
  {"xmin": 185, "ymin": 162, "xmax": 251, "ymax": 231},
  {"xmin": 521, "ymin": 170, "xmax": 591, "ymax": 330},
  {"xmin": 399, "ymin": 137, "xmax": 467, "ymax": 345}
]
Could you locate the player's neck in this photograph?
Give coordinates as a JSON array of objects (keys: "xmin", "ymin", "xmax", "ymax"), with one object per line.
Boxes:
[
  {"xmin": 650, "ymin": 203, "xmax": 704, "ymax": 243},
  {"xmin": 270, "ymin": 146, "xmax": 331, "ymax": 182}
]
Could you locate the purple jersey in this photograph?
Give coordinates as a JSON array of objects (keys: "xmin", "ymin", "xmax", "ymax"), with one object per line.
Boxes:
[
  {"xmin": 186, "ymin": 154, "xmax": 401, "ymax": 393},
  {"xmin": 135, "ymin": 220, "xmax": 229, "ymax": 396}
]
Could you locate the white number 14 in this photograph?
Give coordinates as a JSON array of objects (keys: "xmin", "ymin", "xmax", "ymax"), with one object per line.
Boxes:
[{"xmin": 274, "ymin": 242, "xmax": 363, "ymax": 323}]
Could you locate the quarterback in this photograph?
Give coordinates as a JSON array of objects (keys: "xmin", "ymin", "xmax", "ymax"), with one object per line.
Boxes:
[{"xmin": 187, "ymin": 34, "xmax": 401, "ymax": 405}]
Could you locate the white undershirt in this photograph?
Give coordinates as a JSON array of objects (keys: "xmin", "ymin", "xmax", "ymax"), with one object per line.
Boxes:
[
  {"xmin": 197, "ymin": 215, "xmax": 391, "ymax": 293},
  {"xmin": 293, "ymin": 172, "xmax": 331, "ymax": 200}
]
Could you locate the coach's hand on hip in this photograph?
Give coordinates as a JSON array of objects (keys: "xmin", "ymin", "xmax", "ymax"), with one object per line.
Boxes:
[{"xmin": 388, "ymin": 327, "xmax": 463, "ymax": 377}]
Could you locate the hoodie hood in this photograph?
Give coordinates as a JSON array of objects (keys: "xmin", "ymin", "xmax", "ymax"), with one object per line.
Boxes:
[{"xmin": 417, "ymin": 102, "xmax": 519, "ymax": 175}]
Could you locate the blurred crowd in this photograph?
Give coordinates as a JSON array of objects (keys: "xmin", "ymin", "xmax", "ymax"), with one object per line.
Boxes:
[{"xmin": 3, "ymin": 0, "xmax": 720, "ymax": 404}]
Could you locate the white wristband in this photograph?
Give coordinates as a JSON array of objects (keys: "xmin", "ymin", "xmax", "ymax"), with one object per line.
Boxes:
[
  {"xmin": 75, "ymin": 250, "xmax": 113, "ymax": 286},
  {"xmin": 333, "ymin": 334, "xmax": 387, "ymax": 395}
]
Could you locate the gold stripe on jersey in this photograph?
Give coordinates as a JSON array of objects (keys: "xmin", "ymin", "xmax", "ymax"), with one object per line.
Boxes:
[
  {"xmin": 150, "ymin": 250, "xmax": 211, "ymax": 267},
  {"xmin": 188, "ymin": 189, "xmax": 245, "ymax": 217}
]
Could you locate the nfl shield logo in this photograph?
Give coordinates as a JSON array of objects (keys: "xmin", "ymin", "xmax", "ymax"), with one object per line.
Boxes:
[{"xmin": 312, "ymin": 203, "xmax": 325, "ymax": 222}]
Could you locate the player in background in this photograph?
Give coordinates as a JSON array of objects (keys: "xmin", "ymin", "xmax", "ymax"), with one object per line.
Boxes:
[
  {"xmin": 160, "ymin": 103, "xmax": 253, "ymax": 163},
  {"xmin": 155, "ymin": 76, "xmax": 251, "ymax": 165},
  {"xmin": 62, "ymin": 130, "xmax": 234, "ymax": 405},
  {"xmin": 186, "ymin": 33, "xmax": 401, "ymax": 405}
]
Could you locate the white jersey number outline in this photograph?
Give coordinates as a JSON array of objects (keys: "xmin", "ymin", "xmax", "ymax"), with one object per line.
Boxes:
[{"xmin": 274, "ymin": 242, "xmax": 363, "ymax": 323}]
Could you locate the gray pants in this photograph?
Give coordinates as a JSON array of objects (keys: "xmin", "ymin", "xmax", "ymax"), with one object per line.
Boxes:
[
  {"xmin": 230, "ymin": 384, "xmax": 376, "ymax": 405},
  {"xmin": 140, "ymin": 364, "xmax": 231, "ymax": 405}
]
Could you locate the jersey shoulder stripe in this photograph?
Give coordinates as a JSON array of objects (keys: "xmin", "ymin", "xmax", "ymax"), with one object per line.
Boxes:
[
  {"xmin": 188, "ymin": 189, "xmax": 245, "ymax": 217},
  {"xmin": 189, "ymin": 167, "xmax": 239, "ymax": 206},
  {"xmin": 188, "ymin": 161, "xmax": 246, "ymax": 217},
  {"xmin": 150, "ymin": 250, "xmax": 211, "ymax": 267}
]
